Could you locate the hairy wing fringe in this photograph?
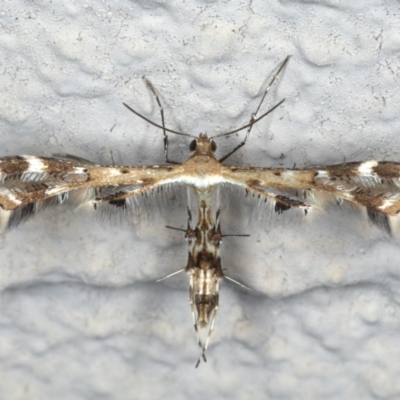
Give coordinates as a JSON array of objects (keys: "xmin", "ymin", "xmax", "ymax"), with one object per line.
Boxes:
[
  {"xmin": 0, "ymin": 188, "xmax": 94, "ymax": 232},
  {"xmin": 93, "ymin": 182, "xmax": 187, "ymax": 225},
  {"xmin": 228, "ymin": 180, "xmax": 395, "ymax": 234},
  {"xmin": 0, "ymin": 180, "xmax": 188, "ymax": 232},
  {"xmin": 220, "ymin": 184, "xmax": 308, "ymax": 228}
]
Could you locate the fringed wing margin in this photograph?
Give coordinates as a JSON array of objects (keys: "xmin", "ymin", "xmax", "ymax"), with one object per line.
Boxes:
[
  {"xmin": 0, "ymin": 155, "xmax": 183, "ymax": 232},
  {"xmin": 222, "ymin": 161, "xmax": 400, "ymax": 235}
]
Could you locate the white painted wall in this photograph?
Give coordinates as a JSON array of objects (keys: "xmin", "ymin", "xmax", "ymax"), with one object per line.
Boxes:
[{"xmin": 1, "ymin": 1, "xmax": 400, "ymax": 399}]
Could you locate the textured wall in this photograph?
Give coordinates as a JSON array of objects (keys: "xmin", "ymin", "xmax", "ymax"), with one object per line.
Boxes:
[{"xmin": 1, "ymin": 1, "xmax": 400, "ymax": 399}]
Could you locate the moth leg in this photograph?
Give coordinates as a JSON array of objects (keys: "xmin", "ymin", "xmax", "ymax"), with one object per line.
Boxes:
[
  {"xmin": 219, "ymin": 56, "xmax": 290, "ymax": 162},
  {"xmin": 142, "ymin": 77, "xmax": 180, "ymax": 165}
]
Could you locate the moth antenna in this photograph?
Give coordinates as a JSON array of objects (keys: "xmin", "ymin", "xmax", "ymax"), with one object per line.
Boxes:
[
  {"xmin": 216, "ymin": 100, "xmax": 285, "ymax": 162},
  {"xmin": 123, "ymin": 102, "xmax": 195, "ymax": 139},
  {"xmin": 214, "ymin": 55, "xmax": 290, "ymax": 141},
  {"xmin": 213, "ymin": 99, "xmax": 285, "ymax": 140},
  {"xmin": 215, "ymin": 56, "xmax": 290, "ymax": 162}
]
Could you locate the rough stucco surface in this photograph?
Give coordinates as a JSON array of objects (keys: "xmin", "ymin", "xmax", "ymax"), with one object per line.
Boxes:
[{"xmin": 1, "ymin": 0, "xmax": 400, "ymax": 399}]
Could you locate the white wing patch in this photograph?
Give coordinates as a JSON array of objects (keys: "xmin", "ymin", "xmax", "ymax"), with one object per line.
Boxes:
[
  {"xmin": 22, "ymin": 156, "xmax": 47, "ymax": 172},
  {"xmin": 357, "ymin": 160, "xmax": 379, "ymax": 175}
]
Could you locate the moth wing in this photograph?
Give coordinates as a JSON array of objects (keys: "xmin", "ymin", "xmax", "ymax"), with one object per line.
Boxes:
[
  {"xmin": 223, "ymin": 161, "xmax": 400, "ymax": 234},
  {"xmin": 0, "ymin": 155, "xmax": 183, "ymax": 232}
]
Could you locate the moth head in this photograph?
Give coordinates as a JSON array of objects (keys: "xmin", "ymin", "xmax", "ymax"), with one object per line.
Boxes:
[{"xmin": 189, "ymin": 135, "xmax": 217, "ymax": 153}]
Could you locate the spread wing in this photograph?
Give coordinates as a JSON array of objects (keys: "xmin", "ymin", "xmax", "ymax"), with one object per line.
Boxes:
[
  {"xmin": 2, "ymin": 154, "xmax": 400, "ymax": 235},
  {"xmin": 0, "ymin": 155, "xmax": 184, "ymax": 232},
  {"xmin": 222, "ymin": 160, "xmax": 400, "ymax": 234}
]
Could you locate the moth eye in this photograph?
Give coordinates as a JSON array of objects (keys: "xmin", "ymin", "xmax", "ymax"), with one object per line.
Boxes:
[
  {"xmin": 189, "ymin": 139, "xmax": 197, "ymax": 151},
  {"xmin": 211, "ymin": 140, "xmax": 217, "ymax": 152}
]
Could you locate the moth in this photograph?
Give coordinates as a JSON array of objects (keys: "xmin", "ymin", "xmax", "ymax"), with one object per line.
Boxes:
[{"xmin": 1, "ymin": 57, "xmax": 400, "ymax": 366}]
